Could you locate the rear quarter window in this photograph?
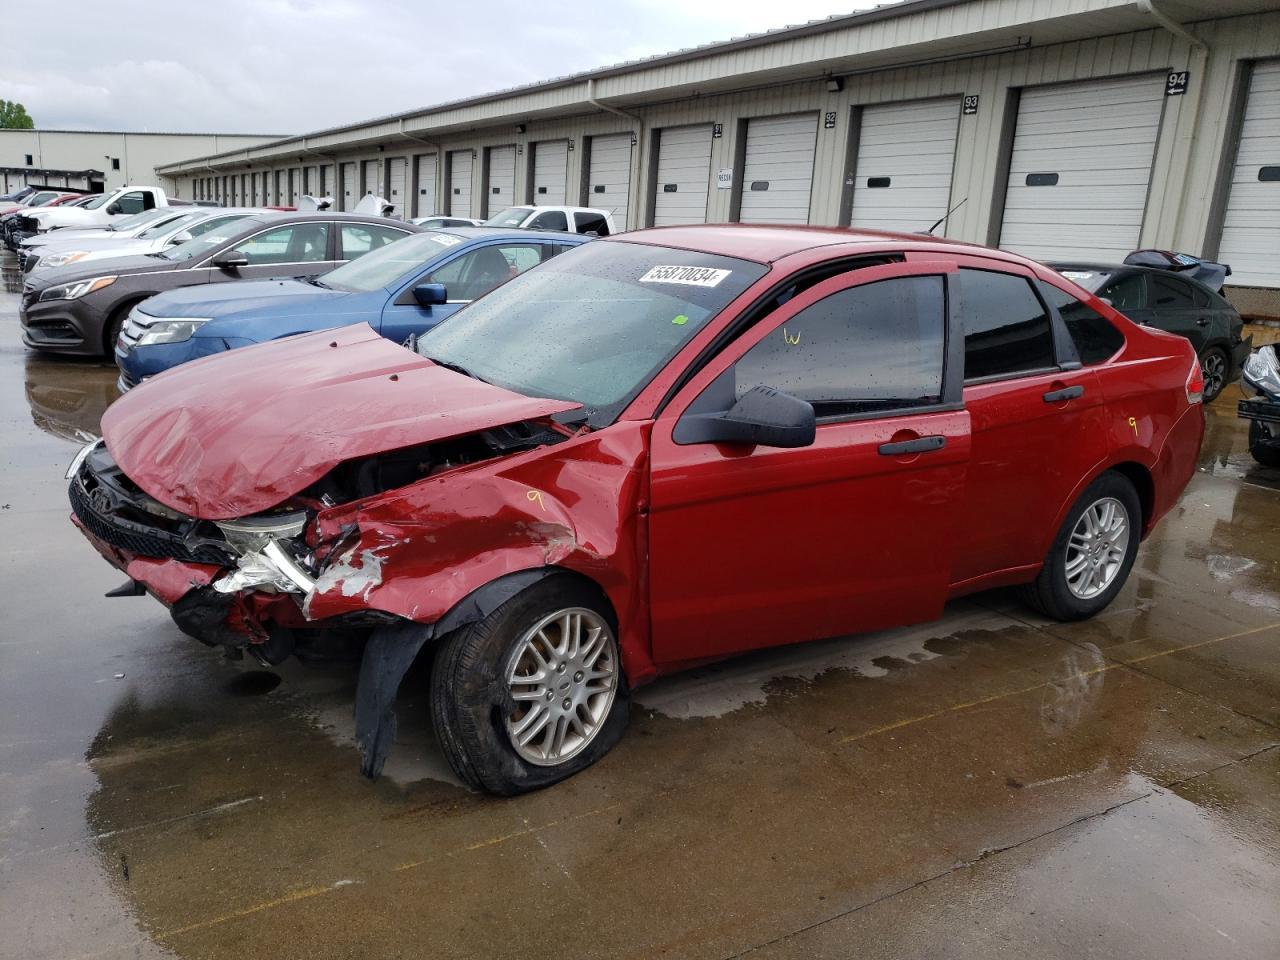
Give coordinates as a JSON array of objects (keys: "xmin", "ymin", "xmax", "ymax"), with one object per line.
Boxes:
[{"xmin": 1042, "ymin": 284, "xmax": 1125, "ymax": 365}]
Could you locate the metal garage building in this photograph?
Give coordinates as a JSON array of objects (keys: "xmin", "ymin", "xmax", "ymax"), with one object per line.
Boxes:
[{"xmin": 156, "ymin": 0, "xmax": 1280, "ymax": 314}]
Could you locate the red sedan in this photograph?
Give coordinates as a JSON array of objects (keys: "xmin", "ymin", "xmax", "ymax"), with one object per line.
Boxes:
[{"xmin": 68, "ymin": 226, "xmax": 1206, "ymax": 794}]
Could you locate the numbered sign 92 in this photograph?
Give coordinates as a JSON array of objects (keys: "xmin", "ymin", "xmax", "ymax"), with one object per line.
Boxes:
[{"xmin": 1166, "ymin": 71, "xmax": 1189, "ymax": 96}]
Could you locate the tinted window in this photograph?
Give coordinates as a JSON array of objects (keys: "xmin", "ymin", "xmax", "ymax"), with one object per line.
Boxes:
[
  {"xmin": 574, "ymin": 212, "xmax": 610, "ymax": 235},
  {"xmin": 340, "ymin": 223, "xmax": 408, "ymax": 258},
  {"xmin": 1189, "ymin": 283, "xmax": 1211, "ymax": 309},
  {"xmin": 732, "ymin": 276, "xmax": 946, "ymax": 415},
  {"xmin": 424, "ymin": 243, "xmax": 548, "ymax": 300},
  {"xmin": 188, "ymin": 214, "xmax": 246, "ymax": 238},
  {"xmin": 1042, "ymin": 284, "xmax": 1124, "ymax": 365},
  {"xmin": 960, "ymin": 269, "xmax": 1055, "ymax": 380},
  {"xmin": 529, "ymin": 210, "xmax": 568, "ymax": 231},
  {"xmin": 1151, "ymin": 275, "xmax": 1196, "ymax": 308},
  {"xmin": 1096, "ymin": 272, "xmax": 1146, "ymax": 311},
  {"xmin": 234, "ymin": 223, "xmax": 330, "ymax": 264},
  {"xmin": 115, "ymin": 191, "xmax": 148, "ymax": 215}
]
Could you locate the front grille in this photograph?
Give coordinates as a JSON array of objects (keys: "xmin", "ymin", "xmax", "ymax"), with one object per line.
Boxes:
[
  {"xmin": 119, "ymin": 309, "xmax": 144, "ymax": 348},
  {"xmin": 70, "ymin": 466, "xmax": 231, "ymax": 564},
  {"xmin": 20, "ymin": 250, "xmax": 37, "ymax": 272}
]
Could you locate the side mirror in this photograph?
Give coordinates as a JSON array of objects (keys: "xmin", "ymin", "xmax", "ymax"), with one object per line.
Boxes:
[
  {"xmin": 675, "ymin": 385, "xmax": 816, "ymax": 448},
  {"xmin": 211, "ymin": 249, "xmax": 250, "ymax": 269},
  {"xmin": 105, "ymin": 202, "xmax": 121, "ymax": 215},
  {"xmin": 167, "ymin": 231, "xmax": 193, "ymax": 246},
  {"xmin": 412, "ymin": 282, "xmax": 448, "ymax": 306}
]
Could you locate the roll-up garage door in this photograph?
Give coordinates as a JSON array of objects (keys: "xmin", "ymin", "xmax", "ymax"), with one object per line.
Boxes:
[
  {"xmin": 849, "ymin": 98, "xmax": 960, "ymax": 233},
  {"xmin": 386, "ymin": 157, "xmax": 407, "ymax": 217},
  {"xmin": 738, "ymin": 113, "xmax": 818, "ymax": 225},
  {"xmin": 362, "ymin": 159, "xmax": 383, "ymax": 199},
  {"xmin": 416, "ymin": 154, "xmax": 438, "ymax": 216},
  {"xmin": 1000, "ymin": 74, "xmax": 1166, "ymax": 262},
  {"xmin": 486, "ymin": 145, "xmax": 516, "ymax": 217},
  {"xmin": 532, "ymin": 141, "xmax": 568, "ymax": 205},
  {"xmin": 449, "ymin": 151, "xmax": 474, "ymax": 217},
  {"xmin": 289, "ymin": 169, "xmax": 300, "ymax": 205},
  {"xmin": 587, "ymin": 133, "xmax": 632, "ymax": 230},
  {"xmin": 1217, "ymin": 60, "xmax": 1280, "ymax": 287},
  {"xmin": 654, "ymin": 125, "xmax": 713, "ymax": 226},
  {"xmin": 340, "ymin": 162, "xmax": 357, "ymax": 211}
]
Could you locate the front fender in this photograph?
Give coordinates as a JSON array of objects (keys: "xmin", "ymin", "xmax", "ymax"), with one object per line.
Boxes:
[{"xmin": 306, "ymin": 421, "xmax": 656, "ymax": 684}]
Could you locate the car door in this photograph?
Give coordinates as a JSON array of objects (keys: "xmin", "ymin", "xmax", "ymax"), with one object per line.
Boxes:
[
  {"xmin": 222, "ymin": 221, "xmax": 336, "ymax": 280},
  {"xmin": 1144, "ymin": 273, "xmax": 1211, "ymax": 353},
  {"xmin": 647, "ymin": 260, "xmax": 970, "ymax": 665},
  {"xmin": 944, "ymin": 261, "xmax": 1109, "ymax": 589},
  {"xmin": 379, "ymin": 240, "xmax": 558, "ymax": 342}
]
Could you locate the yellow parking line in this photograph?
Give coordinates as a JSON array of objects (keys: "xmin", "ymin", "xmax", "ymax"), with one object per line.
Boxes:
[
  {"xmin": 840, "ymin": 620, "xmax": 1280, "ymax": 744},
  {"xmin": 162, "ymin": 885, "xmax": 333, "ymax": 938}
]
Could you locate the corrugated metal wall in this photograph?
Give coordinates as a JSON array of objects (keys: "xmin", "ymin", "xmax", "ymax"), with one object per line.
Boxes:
[{"xmin": 160, "ymin": 9, "xmax": 1280, "ymax": 299}]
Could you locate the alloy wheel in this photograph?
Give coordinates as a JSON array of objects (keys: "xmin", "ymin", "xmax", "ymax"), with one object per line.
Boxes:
[
  {"xmin": 1064, "ymin": 497, "xmax": 1130, "ymax": 599},
  {"xmin": 1201, "ymin": 350, "xmax": 1227, "ymax": 400},
  {"xmin": 504, "ymin": 607, "xmax": 618, "ymax": 766}
]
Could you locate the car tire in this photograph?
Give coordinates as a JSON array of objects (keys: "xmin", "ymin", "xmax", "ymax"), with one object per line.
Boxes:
[
  {"xmin": 1199, "ymin": 346, "xmax": 1229, "ymax": 403},
  {"xmin": 102, "ymin": 301, "xmax": 135, "ymax": 357},
  {"xmin": 429, "ymin": 575, "xmax": 629, "ymax": 795},
  {"xmin": 1020, "ymin": 471, "xmax": 1141, "ymax": 622},
  {"xmin": 1248, "ymin": 420, "xmax": 1280, "ymax": 468}
]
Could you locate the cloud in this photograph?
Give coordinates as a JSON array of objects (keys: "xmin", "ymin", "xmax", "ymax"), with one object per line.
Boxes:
[{"xmin": 2, "ymin": 0, "xmax": 876, "ymax": 134}]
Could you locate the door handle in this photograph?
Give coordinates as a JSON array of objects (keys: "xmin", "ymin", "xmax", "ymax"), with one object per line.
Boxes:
[
  {"xmin": 1196, "ymin": 317, "xmax": 1210, "ymax": 327},
  {"xmin": 878, "ymin": 435, "xmax": 946, "ymax": 456},
  {"xmin": 1043, "ymin": 385, "xmax": 1084, "ymax": 403}
]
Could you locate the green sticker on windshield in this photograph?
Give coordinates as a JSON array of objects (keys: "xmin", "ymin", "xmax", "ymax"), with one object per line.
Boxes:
[{"xmin": 672, "ymin": 314, "xmax": 688, "ymax": 325}]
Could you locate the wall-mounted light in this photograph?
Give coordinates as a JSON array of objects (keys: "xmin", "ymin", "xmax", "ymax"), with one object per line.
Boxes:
[
  {"xmin": 826, "ymin": 77, "xmax": 844, "ymax": 93},
  {"xmin": 516, "ymin": 123, "xmax": 526, "ymax": 134}
]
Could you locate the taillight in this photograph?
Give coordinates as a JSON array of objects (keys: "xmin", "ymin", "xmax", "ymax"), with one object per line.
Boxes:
[{"xmin": 1186, "ymin": 354, "xmax": 1205, "ymax": 404}]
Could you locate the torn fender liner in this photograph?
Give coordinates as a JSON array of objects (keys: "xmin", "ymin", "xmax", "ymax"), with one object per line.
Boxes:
[
  {"xmin": 354, "ymin": 568, "xmax": 552, "ymax": 779},
  {"xmin": 355, "ymin": 622, "xmax": 433, "ymax": 779}
]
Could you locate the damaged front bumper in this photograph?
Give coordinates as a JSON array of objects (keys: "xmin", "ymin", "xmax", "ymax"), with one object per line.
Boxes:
[{"xmin": 67, "ymin": 440, "xmax": 386, "ymax": 653}]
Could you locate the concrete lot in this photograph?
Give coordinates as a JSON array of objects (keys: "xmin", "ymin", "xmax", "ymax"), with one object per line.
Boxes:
[{"xmin": 1, "ymin": 290, "xmax": 1278, "ymax": 960}]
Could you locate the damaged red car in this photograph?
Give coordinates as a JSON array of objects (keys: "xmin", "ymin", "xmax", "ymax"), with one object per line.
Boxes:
[{"xmin": 68, "ymin": 226, "xmax": 1205, "ymax": 794}]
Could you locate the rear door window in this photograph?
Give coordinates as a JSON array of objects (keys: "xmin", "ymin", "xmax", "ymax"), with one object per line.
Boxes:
[
  {"xmin": 1042, "ymin": 284, "xmax": 1124, "ymax": 365},
  {"xmin": 340, "ymin": 223, "xmax": 409, "ymax": 258},
  {"xmin": 731, "ymin": 275, "xmax": 947, "ymax": 416},
  {"xmin": 960, "ymin": 269, "xmax": 1056, "ymax": 380},
  {"xmin": 1151, "ymin": 274, "xmax": 1197, "ymax": 309}
]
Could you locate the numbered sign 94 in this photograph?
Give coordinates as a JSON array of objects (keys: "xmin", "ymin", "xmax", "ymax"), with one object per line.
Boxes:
[{"xmin": 1166, "ymin": 71, "xmax": 1189, "ymax": 96}]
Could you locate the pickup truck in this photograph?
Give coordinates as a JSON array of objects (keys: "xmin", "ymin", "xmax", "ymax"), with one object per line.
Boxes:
[
  {"xmin": 24, "ymin": 185, "xmax": 195, "ymax": 235},
  {"xmin": 483, "ymin": 205, "xmax": 617, "ymax": 235}
]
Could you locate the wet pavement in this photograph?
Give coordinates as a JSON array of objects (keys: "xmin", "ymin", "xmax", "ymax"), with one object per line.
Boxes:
[{"xmin": 1, "ymin": 290, "xmax": 1278, "ymax": 960}]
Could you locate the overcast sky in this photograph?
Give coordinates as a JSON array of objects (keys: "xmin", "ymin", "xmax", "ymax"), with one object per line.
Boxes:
[{"xmin": 2, "ymin": 0, "xmax": 877, "ymax": 135}]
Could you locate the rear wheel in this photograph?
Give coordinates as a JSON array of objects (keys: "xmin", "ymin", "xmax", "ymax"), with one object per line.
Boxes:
[
  {"xmin": 1021, "ymin": 471, "xmax": 1141, "ymax": 621},
  {"xmin": 430, "ymin": 576, "xmax": 629, "ymax": 795},
  {"xmin": 1199, "ymin": 346, "xmax": 1229, "ymax": 403},
  {"xmin": 1248, "ymin": 420, "xmax": 1280, "ymax": 467}
]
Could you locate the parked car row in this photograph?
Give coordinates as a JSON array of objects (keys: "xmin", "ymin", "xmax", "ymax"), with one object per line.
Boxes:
[{"xmin": 48, "ymin": 216, "xmax": 1212, "ymax": 795}]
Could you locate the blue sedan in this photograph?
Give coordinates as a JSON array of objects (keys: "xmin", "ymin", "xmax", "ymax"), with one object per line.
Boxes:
[{"xmin": 115, "ymin": 227, "xmax": 588, "ymax": 391}]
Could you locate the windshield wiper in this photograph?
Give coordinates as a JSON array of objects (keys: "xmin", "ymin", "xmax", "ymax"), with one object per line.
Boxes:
[
  {"xmin": 304, "ymin": 277, "xmax": 330, "ymax": 289},
  {"xmin": 422, "ymin": 355, "xmax": 487, "ymax": 383}
]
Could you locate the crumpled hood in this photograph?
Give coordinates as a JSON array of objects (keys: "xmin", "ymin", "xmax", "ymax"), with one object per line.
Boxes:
[
  {"xmin": 145, "ymin": 278, "xmax": 350, "ymax": 320},
  {"xmin": 101, "ymin": 323, "xmax": 581, "ymax": 520}
]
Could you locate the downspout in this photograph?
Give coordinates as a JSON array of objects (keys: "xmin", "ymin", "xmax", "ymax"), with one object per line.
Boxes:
[
  {"xmin": 1136, "ymin": 0, "xmax": 1209, "ymax": 252},
  {"xmin": 399, "ymin": 119, "xmax": 444, "ymax": 216},
  {"xmin": 586, "ymin": 78, "xmax": 644, "ymax": 229}
]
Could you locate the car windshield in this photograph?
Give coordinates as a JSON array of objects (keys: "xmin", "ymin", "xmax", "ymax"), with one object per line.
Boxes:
[
  {"xmin": 1056, "ymin": 268, "xmax": 1113, "ymax": 294},
  {"xmin": 27, "ymin": 192, "xmax": 60, "ymax": 206},
  {"xmin": 81, "ymin": 193, "xmax": 112, "ymax": 210},
  {"xmin": 484, "ymin": 207, "xmax": 534, "ymax": 227},
  {"xmin": 321, "ymin": 231, "xmax": 459, "ymax": 292},
  {"xmin": 159, "ymin": 221, "xmax": 260, "ymax": 262},
  {"xmin": 416, "ymin": 241, "xmax": 768, "ymax": 427},
  {"xmin": 138, "ymin": 212, "xmax": 201, "ymax": 239},
  {"xmin": 111, "ymin": 209, "xmax": 169, "ymax": 232}
]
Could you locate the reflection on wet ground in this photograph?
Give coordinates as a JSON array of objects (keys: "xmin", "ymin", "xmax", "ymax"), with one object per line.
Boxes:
[{"xmin": 2, "ymin": 293, "xmax": 1279, "ymax": 959}]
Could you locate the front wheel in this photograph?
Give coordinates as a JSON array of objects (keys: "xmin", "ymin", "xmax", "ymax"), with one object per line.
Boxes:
[
  {"xmin": 1249, "ymin": 420, "xmax": 1280, "ymax": 467},
  {"xmin": 1021, "ymin": 471, "xmax": 1141, "ymax": 621},
  {"xmin": 430, "ymin": 576, "xmax": 629, "ymax": 795},
  {"xmin": 1199, "ymin": 346, "xmax": 1229, "ymax": 403}
]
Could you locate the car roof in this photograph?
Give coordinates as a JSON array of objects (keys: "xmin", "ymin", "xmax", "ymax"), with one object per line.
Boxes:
[
  {"xmin": 226, "ymin": 211, "xmax": 420, "ymax": 229},
  {"xmin": 436, "ymin": 225, "xmax": 591, "ymax": 242},
  {"xmin": 606, "ymin": 224, "xmax": 1035, "ymax": 266}
]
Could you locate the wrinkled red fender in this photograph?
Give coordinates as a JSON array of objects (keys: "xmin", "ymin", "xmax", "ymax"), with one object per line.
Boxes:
[{"xmin": 307, "ymin": 422, "xmax": 658, "ymax": 685}]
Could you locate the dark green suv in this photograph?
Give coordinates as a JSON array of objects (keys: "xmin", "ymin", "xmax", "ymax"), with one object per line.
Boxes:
[{"xmin": 1050, "ymin": 262, "xmax": 1251, "ymax": 402}]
